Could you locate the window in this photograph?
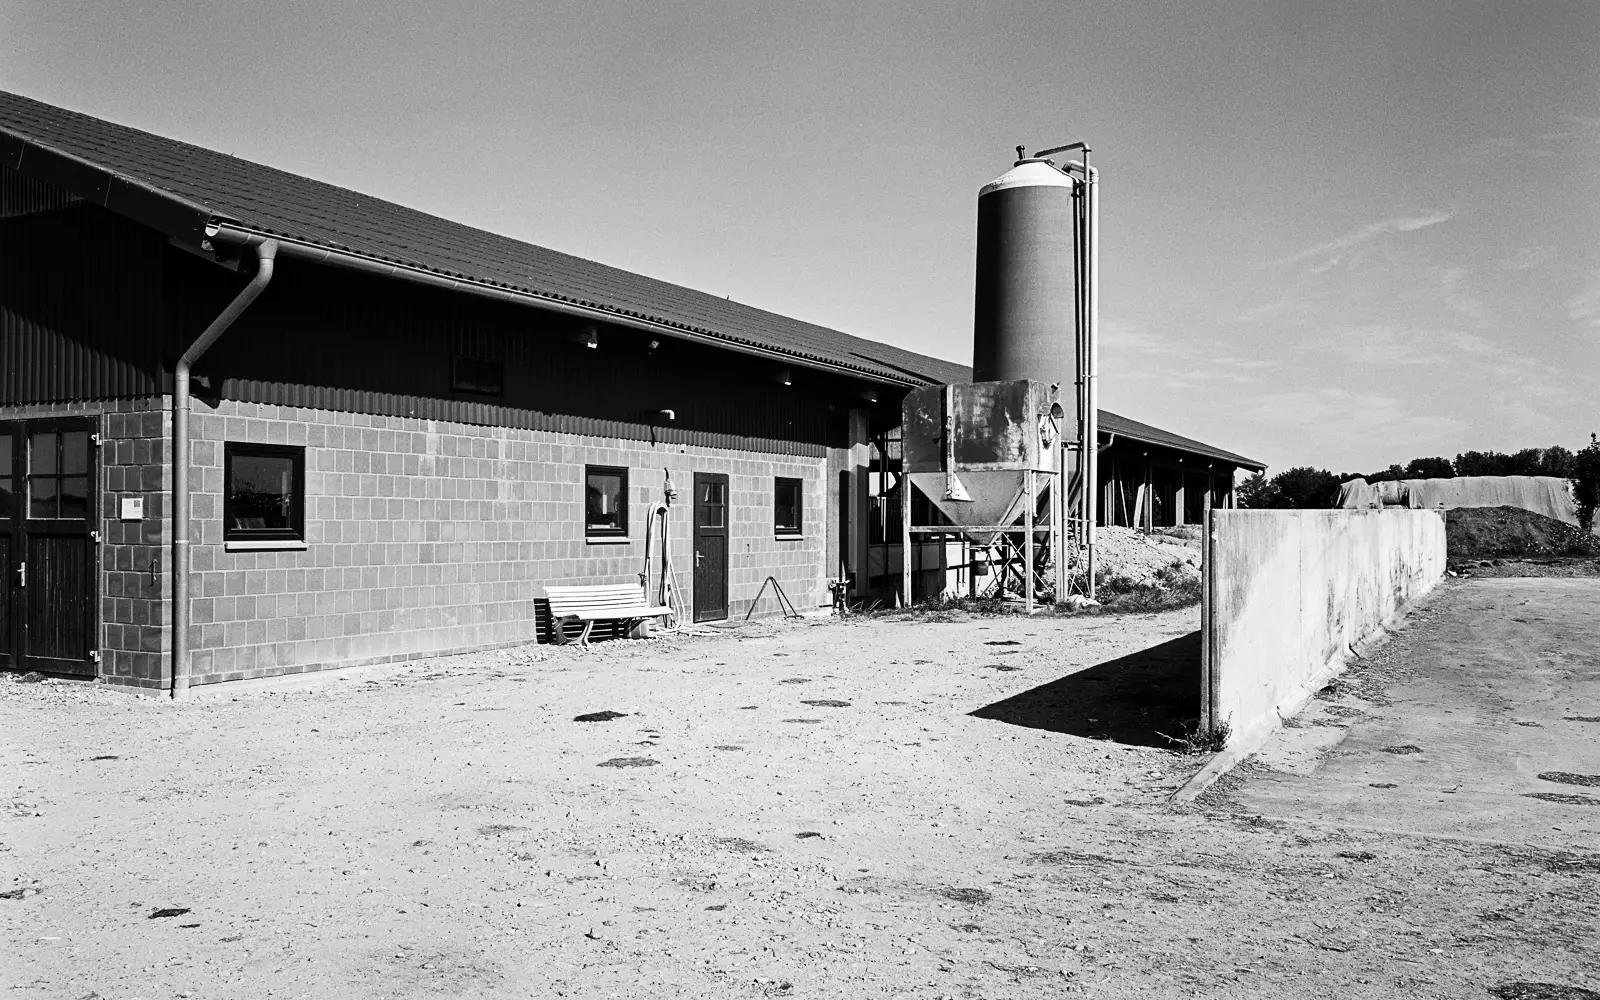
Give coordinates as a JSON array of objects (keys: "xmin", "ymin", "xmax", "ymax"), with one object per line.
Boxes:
[
  {"xmin": 451, "ymin": 355, "xmax": 504, "ymax": 396},
  {"xmin": 225, "ymin": 443, "xmax": 304, "ymax": 543},
  {"xmin": 774, "ymin": 477, "xmax": 802, "ymax": 535},
  {"xmin": 585, "ymin": 465, "xmax": 628, "ymax": 537},
  {"xmin": 27, "ymin": 429, "xmax": 91, "ymax": 520}
]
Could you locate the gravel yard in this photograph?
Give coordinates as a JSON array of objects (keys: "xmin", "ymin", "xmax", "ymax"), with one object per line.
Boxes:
[{"xmin": 3, "ymin": 600, "xmax": 1595, "ymax": 999}]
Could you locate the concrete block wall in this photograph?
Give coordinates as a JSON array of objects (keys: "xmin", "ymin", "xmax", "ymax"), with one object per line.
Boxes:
[
  {"xmin": 0, "ymin": 397, "xmax": 172, "ymax": 688},
  {"xmin": 179, "ymin": 399, "xmax": 828, "ymax": 687},
  {"xmin": 1203, "ymin": 508, "xmax": 1447, "ymax": 749}
]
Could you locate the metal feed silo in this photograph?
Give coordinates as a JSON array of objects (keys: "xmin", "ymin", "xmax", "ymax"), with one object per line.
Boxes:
[{"xmin": 972, "ymin": 158, "xmax": 1078, "ymax": 406}]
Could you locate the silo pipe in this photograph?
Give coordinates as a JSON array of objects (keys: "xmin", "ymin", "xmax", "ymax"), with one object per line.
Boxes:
[
  {"xmin": 1084, "ymin": 157, "xmax": 1099, "ymax": 600},
  {"xmin": 1055, "ymin": 158, "xmax": 1099, "ymax": 599},
  {"xmin": 170, "ymin": 239, "xmax": 278, "ymax": 698}
]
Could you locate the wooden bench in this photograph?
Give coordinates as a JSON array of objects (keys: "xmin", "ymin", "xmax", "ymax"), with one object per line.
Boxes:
[{"xmin": 545, "ymin": 583, "xmax": 671, "ymax": 647}]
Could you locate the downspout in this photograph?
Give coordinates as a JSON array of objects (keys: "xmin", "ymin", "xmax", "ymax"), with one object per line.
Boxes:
[{"xmin": 171, "ymin": 239, "xmax": 278, "ymax": 699}]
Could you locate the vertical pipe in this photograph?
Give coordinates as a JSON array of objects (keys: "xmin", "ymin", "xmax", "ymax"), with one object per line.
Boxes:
[
  {"xmin": 171, "ymin": 240, "xmax": 277, "ymax": 699},
  {"xmin": 1052, "ymin": 456, "xmax": 1065, "ymax": 603},
  {"xmin": 1083, "ymin": 159, "xmax": 1099, "ymax": 601},
  {"xmin": 1073, "ymin": 177, "xmax": 1088, "ymax": 590}
]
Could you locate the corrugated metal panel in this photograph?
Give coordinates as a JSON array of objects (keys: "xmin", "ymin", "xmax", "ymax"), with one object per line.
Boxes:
[
  {"xmin": 217, "ymin": 378, "xmax": 826, "ymax": 457},
  {"xmin": 170, "ymin": 256, "xmax": 836, "ymax": 449},
  {"xmin": 1, "ymin": 165, "xmax": 165, "ymax": 404}
]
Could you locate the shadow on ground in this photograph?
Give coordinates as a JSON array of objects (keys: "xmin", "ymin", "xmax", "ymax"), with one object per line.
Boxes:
[{"xmin": 969, "ymin": 631, "xmax": 1201, "ymax": 749}]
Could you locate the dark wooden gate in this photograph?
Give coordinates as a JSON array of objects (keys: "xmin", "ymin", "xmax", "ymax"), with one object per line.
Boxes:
[
  {"xmin": 1, "ymin": 419, "xmax": 98, "ymax": 677},
  {"xmin": 692, "ymin": 472, "xmax": 728, "ymax": 622}
]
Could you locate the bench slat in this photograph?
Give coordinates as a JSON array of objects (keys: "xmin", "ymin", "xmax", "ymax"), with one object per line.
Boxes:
[{"xmin": 546, "ymin": 583, "xmax": 668, "ymax": 624}]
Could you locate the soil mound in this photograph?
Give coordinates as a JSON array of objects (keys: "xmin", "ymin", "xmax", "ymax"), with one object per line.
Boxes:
[
  {"xmin": 1446, "ymin": 506, "xmax": 1600, "ymax": 560},
  {"xmin": 1093, "ymin": 526, "xmax": 1201, "ymax": 587}
]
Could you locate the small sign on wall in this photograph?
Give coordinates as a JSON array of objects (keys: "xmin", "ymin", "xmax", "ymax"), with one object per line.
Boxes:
[{"xmin": 119, "ymin": 496, "xmax": 144, "ymax": 521}]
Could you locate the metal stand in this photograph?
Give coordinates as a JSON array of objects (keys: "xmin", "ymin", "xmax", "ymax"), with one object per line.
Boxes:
[{"xmin": 745, "ymin": 576, "xmax": 803, "ymax": 620}]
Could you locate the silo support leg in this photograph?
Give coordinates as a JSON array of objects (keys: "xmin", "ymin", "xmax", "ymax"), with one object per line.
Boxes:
[
  {"xmin": 901, "ymin": 475, "xmax": 912, "ymax": 608},
  {"xmin": 1024, "ymin": 471, "xmax": 1035, "ymax": 614}
]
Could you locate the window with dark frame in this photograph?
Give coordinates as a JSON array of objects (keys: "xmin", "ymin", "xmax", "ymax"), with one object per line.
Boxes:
[
  {"xmin": 774, "ymin": 476, "xmax": 802, "ymax": 535},
  {"xmin": 451, "ymin": 355, "xmax": 504, "ymax": 396},
  {"xmin": 585, "ymin": 465, "xmax": 628, "ymax": 537},
  {"xmin": 25, "ymin": 429, "xmax": 91, "ymax": 520},
  {"xmin": 224, "ymin": 443, "xmax": 305, "ymax": 542}
]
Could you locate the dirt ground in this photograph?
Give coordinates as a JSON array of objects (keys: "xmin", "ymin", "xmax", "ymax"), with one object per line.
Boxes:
[
  {"xmin": 3, "ymin": 593, "xmax": 1598, "ymax": 999},
  {"xmin": 1231, "ymin": 578, "xmax": 1600, "ymax": 848}
]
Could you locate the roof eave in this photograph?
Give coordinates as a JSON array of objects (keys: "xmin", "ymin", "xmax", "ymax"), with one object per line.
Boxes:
[
  {"xmin": 1102, "ymin": 425, "xmax": 1265, "ymax": 472},
  {"xmin": 206, "ymin": 223, "xmax": 925, "ymax": 390},
  {"xmin": 1, "ymin": 128, "xmax": 214, "ymax": 247},
  {"xmin": 0, "ymin": 124, "xmax": 926, "ymax": 390}
]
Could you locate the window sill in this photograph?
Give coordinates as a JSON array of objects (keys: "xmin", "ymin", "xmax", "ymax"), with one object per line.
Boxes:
[
  {"xmin": 585, "ymin": 536, "xmax": 631, "ymax": 545},
  {"xmin": 775, "ymin": 532, "xmax": 805, "ymax": 540},
  {"xmin": 225, "ymin": 539, "xmax": 308, "ymax": 552}
]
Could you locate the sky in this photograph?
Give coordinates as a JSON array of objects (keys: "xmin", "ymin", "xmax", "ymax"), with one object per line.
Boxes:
[{"xmin": 3, "ymin": 0, "xmax": 1597, "ymax": 474}]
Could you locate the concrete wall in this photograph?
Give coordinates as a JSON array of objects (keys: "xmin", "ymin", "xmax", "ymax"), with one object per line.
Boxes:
[{"xmin": 1203, "ymin": 509, "xmax": 1447, "ymax": 749}]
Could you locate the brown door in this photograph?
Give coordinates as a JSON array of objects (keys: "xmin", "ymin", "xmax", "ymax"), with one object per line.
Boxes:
[
  {"xmin": 692, "ymin": 472, "xmax": 728, "ymax": 622},
  {"xmin": 2, "ymin": 420, "xmax": 98, "ymax": 677}
]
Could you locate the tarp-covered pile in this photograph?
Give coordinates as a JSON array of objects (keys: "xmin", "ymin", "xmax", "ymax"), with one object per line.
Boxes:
[{"xmin": 1336, "ymin": 475, "xmax": 1584, "ymax": 528}]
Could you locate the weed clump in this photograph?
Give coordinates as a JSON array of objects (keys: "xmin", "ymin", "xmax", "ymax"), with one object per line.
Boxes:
[{"xmin": 1157, "ymin": 719, "xmax": 1231, "ymax": 754}]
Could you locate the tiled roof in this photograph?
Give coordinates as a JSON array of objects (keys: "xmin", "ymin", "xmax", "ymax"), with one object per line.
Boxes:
[{"xmin": 0, "ymin": 89, "xmax": 1262, "ymax": 470}]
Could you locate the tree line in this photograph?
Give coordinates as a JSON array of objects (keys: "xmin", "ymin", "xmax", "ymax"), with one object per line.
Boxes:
[{"xmin": 1237, "ymin": 436, "xmax": 1600, "ymax": 531}]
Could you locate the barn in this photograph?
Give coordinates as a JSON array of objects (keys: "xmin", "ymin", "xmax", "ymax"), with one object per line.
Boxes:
[{"xmin": 0, "ymin": 91, "xmax": 1262, "ymax": 693}]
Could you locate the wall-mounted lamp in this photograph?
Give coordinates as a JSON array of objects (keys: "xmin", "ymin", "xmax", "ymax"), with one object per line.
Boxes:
[
  {"xmin": 581, "ymin": 324, "xmax": 599, "ymax": 349},
  {"xmin": 775, "ymin": 366, "xmax": 793, "ymax": 387},
  {"xmin": 858, "ymin": 387, "xmax": 879, "ymax": 404},
  {"xmin": 657, "ymin": 408, "xmax": 676, "ymax": 421},
  {"xmin": 648, "ymin": 338, "xmax": 661, "ymax": 351}
]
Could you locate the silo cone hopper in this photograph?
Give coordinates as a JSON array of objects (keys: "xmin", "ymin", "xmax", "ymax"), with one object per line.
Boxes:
[{"xmin": 901, "ymin": 380, "xmax": 1060, "ymax": 546}]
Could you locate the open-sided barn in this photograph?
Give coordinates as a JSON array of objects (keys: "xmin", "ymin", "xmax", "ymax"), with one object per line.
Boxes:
[{"xmin": 0, "ymin": 91, "xmax": 1262, "ymax": 693}]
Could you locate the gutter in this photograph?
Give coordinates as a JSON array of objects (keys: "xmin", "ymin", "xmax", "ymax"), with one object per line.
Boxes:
[
  {"xmin": 205, "ymin": 223, "xmax": 922, "ymax": 390},
  {"xmin": 0, "ymin": 128, "xmax": 214, "ymax": 246},
  {"xmin": 171, "ymin": 240, "xmax": 278, "ymax": 699}
]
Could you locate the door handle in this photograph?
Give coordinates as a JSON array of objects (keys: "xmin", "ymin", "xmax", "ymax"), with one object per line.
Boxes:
[
  {"xmin": 16, "ymin": 561, "xmax": 23, "ymax": 588},
  {"xmin": 695, "ymin": 553, "xmax": 703, "ymax": 566}
]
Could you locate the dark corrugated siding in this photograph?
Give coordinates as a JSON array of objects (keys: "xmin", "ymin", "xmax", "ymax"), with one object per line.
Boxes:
[
  {"xmin": 0, "ymin": 164, "xmax": 165, "ymax": 403},
  {"xmin": 216, "ymin": 379, "xmax": 827, "ymax": 457},
  {"xmin": 183, "ymin": 255, "xmax": 847, "ymax": 449}
]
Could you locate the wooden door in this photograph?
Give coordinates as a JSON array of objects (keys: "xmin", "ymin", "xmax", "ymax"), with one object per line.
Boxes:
[
  {"xmin": 0, "ymin": 426, "xmax": 16, "ymax": 672},
  {"xmin": 5, "ymin": 420, "xmax": 98, "ymax": 677},
  {"xmin": 692, "ymin": 472, "xmax": 728, "ymax": 622}
]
